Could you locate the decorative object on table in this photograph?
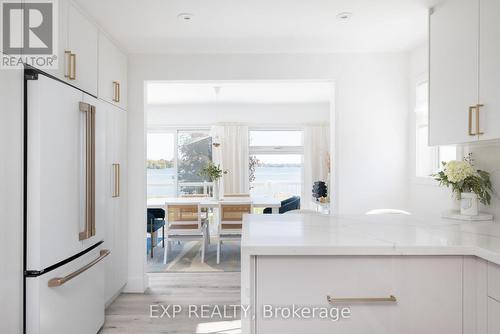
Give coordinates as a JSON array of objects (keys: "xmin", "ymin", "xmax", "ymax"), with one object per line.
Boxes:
[
  {"xmin": 433, "ymin": 154, "xmax": 493, "ymax": 219},
  {"xmin": 312, "ymin": 181, "xmax": 328, "ymax": 203},
  {"xmin": 199, "ymin": 162, "xmax": 228, "ymax": 200}
]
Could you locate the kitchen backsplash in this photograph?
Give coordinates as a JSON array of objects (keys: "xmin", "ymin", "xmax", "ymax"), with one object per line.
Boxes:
[{"xmin": 465, "ymin": 142, "xmax": 500, "ymax": 219}]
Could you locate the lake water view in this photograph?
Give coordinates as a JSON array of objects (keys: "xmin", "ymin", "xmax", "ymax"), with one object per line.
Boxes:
[{"xmin": 147, "ymin": 167, "xmax": 302, "ymax": 198}]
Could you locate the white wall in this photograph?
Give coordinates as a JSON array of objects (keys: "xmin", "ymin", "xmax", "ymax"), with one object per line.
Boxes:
[
  {"xmin": 147, "ymin": 102, "xmax": 329, "ymax": 127},
  {"xmin": 0, "ymin": 69, "xmax": 24, "ymax": 334},
  {"xmin": 127, "ymin": 52, "xmax": 410, "ymax": 292},
  {"xmin": 407, "ymin": 44, "xmax": 500, "ymax": 217}
]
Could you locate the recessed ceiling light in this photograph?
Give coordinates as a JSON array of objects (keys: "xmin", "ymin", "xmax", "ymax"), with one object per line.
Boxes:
[
  {"xmin": 336, "ymin": 12, "xmax": 353, "ymax": 21},
  {"xmin": 177, "ymin": 13, "xmax": 194, "ymax": 22}
]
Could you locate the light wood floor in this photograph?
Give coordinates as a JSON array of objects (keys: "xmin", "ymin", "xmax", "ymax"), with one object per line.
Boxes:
[{"xmin": 100, "ymin": 272, "xmax": 241, "ymax": 334}]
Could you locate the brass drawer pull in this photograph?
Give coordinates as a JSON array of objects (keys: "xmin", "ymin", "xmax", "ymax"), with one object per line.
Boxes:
[
  {"xmin": 48, "ymin": 249, "xmax": 110, "ymax": 287},
  {"xmin": 327, "ymin": 295, "xmax": 397, "ymax": 303}
]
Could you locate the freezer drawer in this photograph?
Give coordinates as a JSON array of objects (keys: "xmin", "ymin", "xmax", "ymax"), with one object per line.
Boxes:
[{"xmin": 26, "ymin": 246, "xmax": 108, "ymax": 334}]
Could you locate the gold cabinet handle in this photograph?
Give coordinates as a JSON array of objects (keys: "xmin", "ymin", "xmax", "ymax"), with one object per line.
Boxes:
[
  {"xmin": 48, "ymin": 249, "xmax": 110, "ymax": 287},
  {"xmin": 476, "ymin": 104, "xmax": 484, "ymax": 135},
  {"xmin": 79, "ymin": 102, "xmax": 96, "ymax": 240},
  {"xmin": 112, "ymin": 163, "xmax": 120, "ymax": 198},
  {"xmin": 327, "ymin": 295, "xmax": 397, "ymax": 304},
  {"xmin": 469, "ymin": 105, "xmax": 477, "ymax": 136},
  {"xmin": 68, "ymin": 53, "xmax": 76, "ymax": 80},
  {"xmin": 64, "ymin": 50, "xmax": 71, "ymax": 78},
  {"xmin": 112, "ymin": 81, "xmax": 120, "ymax": 103},
  {"xmin": 116, "ymin": 82, "xmax": 121, "ymax": 102}
]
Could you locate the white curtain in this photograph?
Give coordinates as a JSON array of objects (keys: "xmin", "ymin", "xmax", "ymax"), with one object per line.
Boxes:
[
  {"xmin": 210, "ymin": 125, "xmax": 249, "ymax": 194},
  {"xmin": 303, "ymin": 124, "xmax": 330, "ymax": 208}
]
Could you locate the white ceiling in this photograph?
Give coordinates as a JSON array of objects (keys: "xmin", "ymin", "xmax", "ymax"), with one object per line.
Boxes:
[
  {"xmin": 146, "ymin": 82, "xmax": 332, "ymax": 104},
  {"xmin": 74, "ymin": 0, "xmax": 438, "ymax": 54}
]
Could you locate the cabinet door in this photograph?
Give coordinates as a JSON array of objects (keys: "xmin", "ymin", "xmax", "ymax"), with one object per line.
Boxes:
[
  {"xmin": 478, "ymin": 0, "xmax": 500, "ymax": 141},
  {"xmin": 488, "ymin": 298, "xmax": 500, "ymax": 333},
  {"xmin": 103, "ymin": 103, "xmax": 127, "ymax": 303},
  {"xmin": 42, "ymin": 0, "xmax": 68, "ymax": 81},
  {"xmin": 429, "ymin": 0, "xmax": 479, "ymax": 145},
  {"xmin": 255, "ymin": 256, "xmax": 462, "ymax": 334},
  {"xmin": 67, "ymin": 3, "xmax": 98, "ymax": 96},
  {"xmin": 98, "ymin": 34, "xmax": 127, "ymax": 110},
  {"xmin": 0, "ymin": 0, "xmax": 23, "ymax": 56}
]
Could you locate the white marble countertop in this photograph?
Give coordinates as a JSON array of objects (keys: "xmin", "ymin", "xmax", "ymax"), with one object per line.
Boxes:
[{"xmin": 241, "ymin": 213, "xmax": 500, "ymax": 265}]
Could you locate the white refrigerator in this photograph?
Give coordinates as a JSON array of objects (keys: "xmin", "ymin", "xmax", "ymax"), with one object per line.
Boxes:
[{"xmin": 24, "ymin": 68, "xmax": 108, "ymax": 334}]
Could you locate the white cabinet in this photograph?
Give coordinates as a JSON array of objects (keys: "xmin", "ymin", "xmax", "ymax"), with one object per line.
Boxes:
[
  {"xmin": 478, "ymin": 0, "xmax": 500, "ymax": 141},
  {"xmin": 66, "ymin": 2, "xmax": 98, "ymax": 96},
  {"xmin": 429, "ymin": 0, "xmax": 479, "ymax": 145},
  {"xmin": 101, "ymin": 100, "xmax": 127, "ymax": 304},
  {"xmin": 488, "ymin": 298, "xmax": 500, "ymax": 333},
  {"xmin": 0, "ymin": 0, "xmax": 23, "ymax": 56},
  {"xmin": 488, "ymin": 261, "xmax": 500, "ymax": 302},
  {"xmin": 255, "ymin": 256, "xmax": 462, "ymax": 334},
  {"xmin": 98, "ymin": 34, "xmax": 127, "ymax": 110},
  {"xmin": 429, "ymin": 0, "xmax": 500, "ymax": 144},
  {"xmin": 43, "ymin": 0, "xmax": 69, "ymax": 81},
  {"xmin": 28, "ymin": 0, "xmax": 98, "ymax": 96}
]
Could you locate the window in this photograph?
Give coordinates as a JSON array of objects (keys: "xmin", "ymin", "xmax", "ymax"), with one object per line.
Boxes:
[
  {"xmin": 177, "ymin": 130, "xmax": 213, "ymax": 195},
  {"xmin": 249, "ymin": 130, "xmax": 303, "ymax": 199},
  {"xmin": 147, "ymin": 129, "xmax": 212, "ymax": 199},
  {"xmin": 147, "ymin": 132, "xmax": 176, "ymax": 198},
  {"xmin": 415, "ymin": 81, "xmax": 456, "ymax": 177}
]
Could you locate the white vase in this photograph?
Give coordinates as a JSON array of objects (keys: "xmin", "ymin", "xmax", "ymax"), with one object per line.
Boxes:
[
  {"xmin": 460, "ymin": 192, "xmax": 479, "ymax": 216},
  {"xmin": 212, "ymin": 181, "xmax": 219, "ymax": 200}
]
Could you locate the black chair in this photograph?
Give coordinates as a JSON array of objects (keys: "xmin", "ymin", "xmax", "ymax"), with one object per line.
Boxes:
[
  {"xmin": 147, "ymin": 208, "xmax": 166, "ymax": 258},
  {"xmin": 263, "ymin": 196, "xmax": 301, "ymax": 214}
]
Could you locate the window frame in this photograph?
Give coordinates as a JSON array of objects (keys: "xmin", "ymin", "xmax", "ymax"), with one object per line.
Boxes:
[
  {"xmin": 147, "ymin": 126, "xmax": 213, "ymax": 197},
  {"xmin": 248, "ymin": 127, "xmax": 305, "ymax": 198},
  {"xmin": 413, "ymin": 77, "xmax": 459, "ymax": 185},
  {"xmin": 248, "ymin": 127, "xmax": 304, "ymax": 155}
]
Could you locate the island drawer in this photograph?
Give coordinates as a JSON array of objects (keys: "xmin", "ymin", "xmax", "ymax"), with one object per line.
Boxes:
[
  {"xmin": 488, "ymin": 297, "xmax": 500, "ymax": 333},
  {"xmin": 254, "ymin": 256, "xmax": 462, "ymax": 334},
  {"xmin": 488, "ymin": 261, "xmax": 500, "ymax": 301}
]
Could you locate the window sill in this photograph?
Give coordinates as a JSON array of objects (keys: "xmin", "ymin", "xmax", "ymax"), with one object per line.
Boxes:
[{"xmin": 412, "ymin": 176, "xmax": 439, "ymax": 187}]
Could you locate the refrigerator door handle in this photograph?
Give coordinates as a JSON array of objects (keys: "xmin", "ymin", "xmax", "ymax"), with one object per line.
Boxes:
[
  {"xmin": 47, "ymin": 249, "xmax": 110, "ymax": 287},
  {"xmin": 79, "ymin": 102, "xmax": 96, "ymax": 240}
]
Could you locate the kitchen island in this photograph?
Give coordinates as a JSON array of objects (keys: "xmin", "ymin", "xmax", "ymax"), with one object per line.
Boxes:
[{"xmin": 241, "ymin": 213, "xmax": 500, "ymax": 334}]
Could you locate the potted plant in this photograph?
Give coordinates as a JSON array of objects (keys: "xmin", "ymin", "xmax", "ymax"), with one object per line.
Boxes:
[
  {"xmin": 432, "ymin": 156, "xmax": 492, "ymax": 216},
  {"xmin": 199, "ymin": 162, "xmax": 228, "ymax": 199}
]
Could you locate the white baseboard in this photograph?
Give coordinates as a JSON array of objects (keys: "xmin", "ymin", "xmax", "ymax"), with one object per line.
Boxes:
[
  {"xmin": 123, "ymin": 275, "xmax": 146, "ymax": 293},
  {"xmin": 105, "ymin": 283, "xmax": 126, "ymax": 308}
]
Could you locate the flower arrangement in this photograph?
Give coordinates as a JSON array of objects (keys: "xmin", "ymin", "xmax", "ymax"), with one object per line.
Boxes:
[
  {"xmin": 432, "ymin": 155, "xmax": 492, "ymax": 205},
  {"xmin": 199, "ymin": 162, "xmax": 228, "ymax": 181}
]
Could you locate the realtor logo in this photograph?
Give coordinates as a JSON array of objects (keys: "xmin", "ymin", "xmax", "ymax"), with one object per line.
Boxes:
[{"xmin": 1, "ymin": 0, "xmax": 58, "ymax": 69}]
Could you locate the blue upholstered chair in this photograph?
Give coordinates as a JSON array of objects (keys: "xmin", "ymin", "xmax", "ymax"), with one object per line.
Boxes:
[
  {"xmin": 263, "ymin": 196, "xmax": 301, "ymax": 214},
  {"xmin": 147, "ymin": 208, "xmax": 166, "ymax": 258}
]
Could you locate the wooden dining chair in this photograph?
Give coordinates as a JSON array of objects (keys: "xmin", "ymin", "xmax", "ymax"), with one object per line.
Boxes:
[
  {"xmin": 164, "ymin": 202, "xmax": 208, "ymax": 264},
  {"xmin": 217, "ymin": 202, "xmax": 253, "ymax": 264},
  {"xmin": 181, "ymin": 193, "xmax": 210, "ymax": 219}
]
